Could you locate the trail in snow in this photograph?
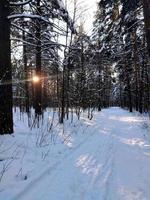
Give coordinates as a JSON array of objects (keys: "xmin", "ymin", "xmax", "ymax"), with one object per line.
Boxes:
[{"xmin": 1, "ymin": 107, "xmax": 150, "ymax": 200}]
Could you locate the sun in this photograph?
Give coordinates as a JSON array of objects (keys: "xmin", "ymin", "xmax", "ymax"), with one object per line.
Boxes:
[{"xmin": 32, "ymin": 75, "xmax": 40, "ymax": 83}]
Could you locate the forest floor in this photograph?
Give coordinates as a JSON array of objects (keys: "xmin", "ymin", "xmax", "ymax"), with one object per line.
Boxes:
[{"xmin": 0, "ymin": 107, "xmax": 150, "ymax": 200}]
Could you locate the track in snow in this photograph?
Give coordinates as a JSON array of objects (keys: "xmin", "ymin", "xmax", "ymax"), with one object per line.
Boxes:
[{"xmin": 12, "ymin": 107, "xmax": 150, "ymax": 200}]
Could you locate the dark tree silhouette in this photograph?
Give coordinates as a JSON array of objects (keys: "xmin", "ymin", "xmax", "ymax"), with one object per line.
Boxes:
[{"xmin": 0, "ymin": 0, "xmax": 13, "ymax": 134}]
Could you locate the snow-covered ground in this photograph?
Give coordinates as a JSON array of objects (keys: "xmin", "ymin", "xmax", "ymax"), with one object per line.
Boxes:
[{"xmin": 0, "ymin": 107, "xmax": 150, "ymax": 200}]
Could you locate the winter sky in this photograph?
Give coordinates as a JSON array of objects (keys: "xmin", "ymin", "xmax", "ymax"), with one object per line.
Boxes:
[
  {"xmin": 67, "ymin": 0, "xmax": 99, "ymax": 34},
  {"xmin": 83, "ymin": 0, "xmax": 99, "ymax": 34}
]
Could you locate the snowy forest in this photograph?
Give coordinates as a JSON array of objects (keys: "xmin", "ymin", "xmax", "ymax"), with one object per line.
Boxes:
[{"xmin": 0, "ymin": 0, "xmax": 150, "ymax": 199}]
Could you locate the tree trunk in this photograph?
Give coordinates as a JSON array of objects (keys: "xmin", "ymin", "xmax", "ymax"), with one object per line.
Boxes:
[
  {"xmin": 80, "ymin": 41, "xmax": 85, "ymax": 109},
  {"xmin": 98, "ymin": 64, "xmax": 101, "ymax": 111},
  {"xmin": 142, "ymin": 0, "xmax": 150, "ymax": 58},
  {"xmin": 35, "ymin": 0, "xmax": 42, "ymax": 115},
  {"xmin": 60, "ymin": 64, "xmax": 65, "ymax": 123},
  {"xmin": 0, "ymin": 1, "xmax": 13, "ymax": 134},
  {"xmin": 22, "ymin": 6, "xmax": 30, "ymax": 113},
  {"xmin": 125, "ymin": 60, "xmax": 133, "ymax": 112},
  {"xmin": 139, "ymin": 57, "xmax": 144, "ymax": 114},
  {"xmin": 132, "ymin": 30, "xmax": 139, "ymax": 111},
  {"xmin": 60, "ymin": 20, "xmax": 69, "ymax": 123}
]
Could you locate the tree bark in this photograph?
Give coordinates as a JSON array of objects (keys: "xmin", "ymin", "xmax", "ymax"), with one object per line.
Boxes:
[
  {"xmin": 98, "ymin": 64, "xmax": 101, "ymax": 111},
  {"xmin": 22, "ymin": 7, "xmax": 30, "ymax": 113},
  {"xmin": 35, "ymin": 0, "xmax": 42, "ymax": 115},
  {"xmin": 0, "ymin": 1, "xmax": 13, "ymax": 134},
  {"xmin": 142, "ymin": 0, "xmax": 150, "ymax": 58},
  {"xmin": 132, "ymin": 30, "xmax": 139, "ymax": 111}
]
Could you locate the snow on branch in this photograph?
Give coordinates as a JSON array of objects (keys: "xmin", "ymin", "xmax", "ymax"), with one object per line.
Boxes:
[
  {"xmin": 53, "ymin": 0, "xmax": 76, "ymax": 34},
  {"xmin": 8, "ymin": 14, "xmax": 50, "ymax": 23},
  {"xmin": 10, "ymin": 0, "xmax": 32, "ymax": 6}
]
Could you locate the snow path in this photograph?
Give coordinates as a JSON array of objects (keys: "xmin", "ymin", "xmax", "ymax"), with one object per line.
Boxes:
[{"xmin": 7, "ymin": 108, "xmax": 150, "ymax": 199}]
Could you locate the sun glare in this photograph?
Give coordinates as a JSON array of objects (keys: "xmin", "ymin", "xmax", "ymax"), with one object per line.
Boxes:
[{"xmin": 32, "ymin": 75, "xmax": 40, "ymax": 83}]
